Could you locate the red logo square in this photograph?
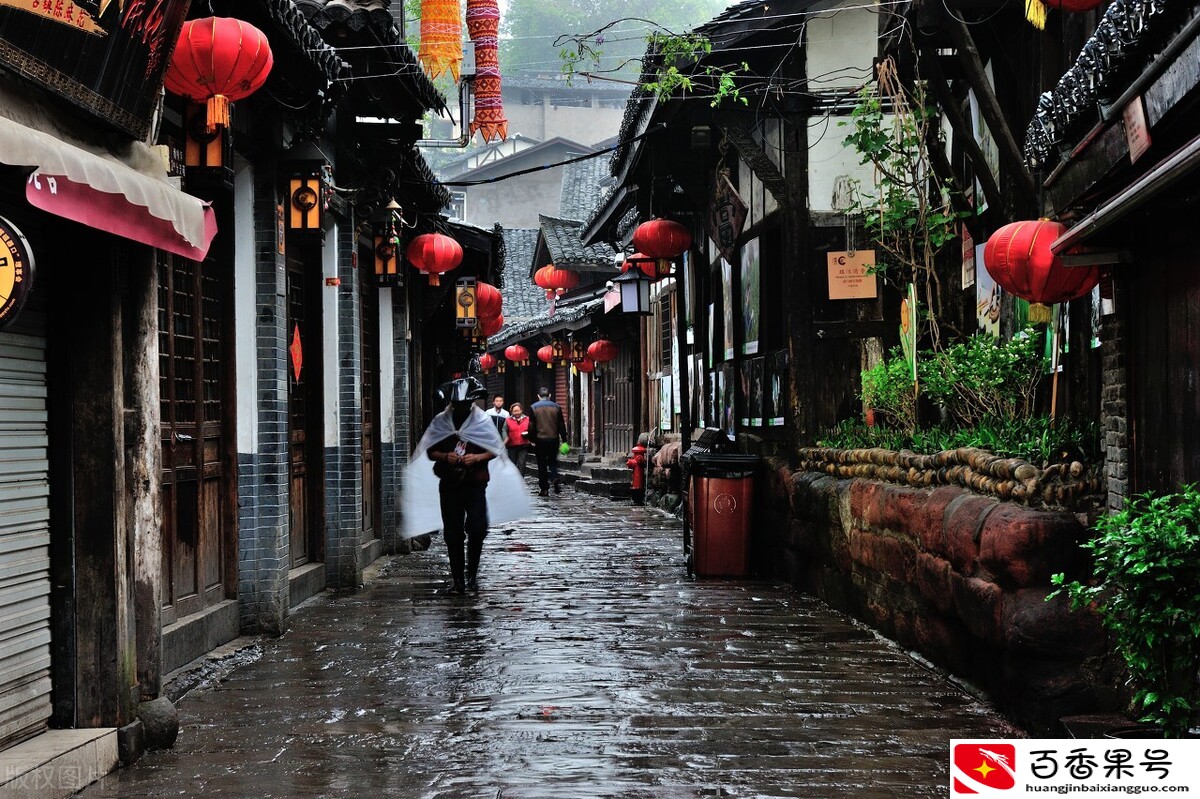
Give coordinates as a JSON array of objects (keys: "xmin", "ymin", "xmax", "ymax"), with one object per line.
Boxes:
[{"xmin": 953, "ymin": 743, "xmax": 1016, "ymax": 793}]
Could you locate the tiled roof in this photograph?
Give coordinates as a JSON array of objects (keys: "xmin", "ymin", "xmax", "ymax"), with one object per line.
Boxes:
[
  {"xmin": 488, "ymin": 295, "xmax": 606, "ymax": 349},
  {"xmin": 499, "ymin": 228, "xmax": 546, "ymax": 327},
  {"xmin": 504, "ymin": 75, "xmax": 632, "ymax": 94},
  {"xmin": 540, "ymin": 214, "xmax": 617, "ymax": 270},
  {"xmin": 559, "ymin": 154, "xmax": 612, "ymax": 221}
]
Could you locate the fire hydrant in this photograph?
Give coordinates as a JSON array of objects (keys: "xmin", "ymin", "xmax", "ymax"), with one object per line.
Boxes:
[{"xmin": 626, "ymin": 445, "xmax": 646, "ymax": 506}]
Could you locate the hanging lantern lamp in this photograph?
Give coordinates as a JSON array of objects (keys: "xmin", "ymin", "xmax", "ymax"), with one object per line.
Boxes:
[
  {"xmin": 475, "ymin": 281, "xmax": 503, "ymax": 319},
  {"xmin": 633, "ymin": 218, "xmax": 691, "ymax": 278},
  {"xmin": 478, "ymin": 313, "xmax": 505, "ymax": 340},
  {"xmin": 466, "ymin": 0, "xmax": 508, "ymax": 142},
  {"xmin": 165, "ymin": 18, "xmax": 274, "ymax": 132},
  {"xmin": 587, "ymin": 339, "xmax": 619, "ymax": 363},
  {"xmin": 575, "ymin": 358, "xmax": 595, "ymax": 374},
  {"xmin": 418, "ymin": 0, "xmax": 463, "ymax": 80},
  {"xmin": 478, "ymin": 352, "xmax": 497, "ymax": 373},
  {"xmin": 982, "ymin": 220, "xmax": 1099, "ymax": 320},
  {"xmin": 537, "ymin": 345, "xmax": 555, "ymax": 368},
  {"xmin": 505, "ymin": 344, "xmax": 529, "ymax": 366},
  {"xmin": 406, "ymin": 233, "xmax": 463, "ymax": 286}
]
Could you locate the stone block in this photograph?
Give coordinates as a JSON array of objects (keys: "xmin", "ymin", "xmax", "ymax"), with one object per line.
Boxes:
[
  {"xmin": 849, "ymin": 529, "xmax": 916, "ymax": 582},
  {"xmin": 912, "ymin": 613, "xmax": 972, "ymax": 675},
  {"xmin": 1001, "ymin": 588, "xmax": 1105, "ymax": 658},
  {"xmin": 916, "ymin": 486, "xmax": 962, "ymax": 556},
  {"xmin": 977, "ymin": 505, "xmax": 1088, "ymax": 589},
  {"xmin": 950, "ymin": 572, "xmax": 1003, "ymax": 646},
  {"xmin": 943, "ymin": 495, "xmax": 997, "ymax": 575},
  {"xmin": 914, "ymin": 552, "xmax": 954, "ymax": 615}
]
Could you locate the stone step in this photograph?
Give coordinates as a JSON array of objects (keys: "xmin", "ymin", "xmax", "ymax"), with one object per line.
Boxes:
[
  {"xmin": 587, "ymin": 465, "xmax": 632, "ymax": 482},
  {"xmin": 573, "ymin": 479, "xmax": 632, "ymax": 499}
]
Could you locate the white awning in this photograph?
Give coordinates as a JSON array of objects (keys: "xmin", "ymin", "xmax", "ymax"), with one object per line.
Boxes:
[{"xmin": 0, "ymin": 83, "xmax": 216, "ymax": 260}]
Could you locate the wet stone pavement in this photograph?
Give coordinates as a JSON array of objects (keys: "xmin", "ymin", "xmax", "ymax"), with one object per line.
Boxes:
[{"xmin": 77, "ymin": 484, "xmax": 1020, "ymax": 799}]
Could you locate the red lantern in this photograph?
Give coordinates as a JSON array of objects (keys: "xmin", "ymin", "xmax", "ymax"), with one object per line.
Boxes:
[
  {"xmin": 1043, "ymin": 0, "xmax": 1104, "ymax": 11},
  {"xmin": 406, "ymin": 233, "xmax": 463, "ymax": 286},
  {"xmin": 533, "ymin": 265, "xmax": 579, "ymax": 300},
  {"xmin": 505, "ymin": 344, "xmax": 529, "ymax": 365},
  {"xmin": 478, "ymin": 352, "xmax": 497, "ymax": 373},
  {"xmin": 587, "ymin": 339, "xmax": 618, "ymax": 363},
  {"xmin": 575, "ymin": 358, "xmax": 595, "ymax": 374},
  {"xmin": 634, "ymin": 218, "xmax": 691, "ymax": 258},
  {"xmin": 982, "ymin": 220, "xmax": 1099, "ymax": 305},
  {"xmin": 165, "ymin": 18, "xmax": 274, "ymax": 131},
  {"xmin": 478, "ymin": 313, "xmax": 504, "ymax": 339},
  {"xmin": 537, "ymin": 345, "xmax": 555, "ymax": 368},
  {"xmin": 476, "ymin": 281, "xmax": 503, "ymax": 319}
]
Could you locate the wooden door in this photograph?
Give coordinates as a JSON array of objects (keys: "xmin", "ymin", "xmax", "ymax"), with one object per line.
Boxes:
[
  {"xmin": 159, "ymin": 253, "xmax": 229, "ymax": 622},
  {"xmin": 601, "ymin": 345, "xmax": 636, "ymax": 455},
  {"xmin": 360, "ymin": 277, "xmax": 381, "ymax": 547},
  {"xmin": 287, "ymin": 254, "xmax": 321, "ymax": 568}
]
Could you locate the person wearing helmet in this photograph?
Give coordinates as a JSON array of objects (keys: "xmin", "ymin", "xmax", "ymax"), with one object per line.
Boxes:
[{"xmin": 418, "ymin": 377, "xmax": 500, "ymax": 593}]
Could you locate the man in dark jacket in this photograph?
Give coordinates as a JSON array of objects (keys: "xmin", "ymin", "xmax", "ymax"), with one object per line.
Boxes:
[{"xmin": 528, "ymin": 387, "xmax": 566, "ymax": 496}]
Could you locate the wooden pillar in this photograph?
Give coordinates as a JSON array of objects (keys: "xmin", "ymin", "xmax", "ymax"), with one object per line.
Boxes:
[
  {"xmin": 123, "ymin": 247, "xmax": 163, "ymax": 700},
  {"xmin": 70, "ymin": 236, "xmax": 135, "ymax": 727}
]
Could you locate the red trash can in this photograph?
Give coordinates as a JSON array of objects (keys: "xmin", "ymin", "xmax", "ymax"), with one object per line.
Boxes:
[{"xmin": 687, "ymin": 453, "xmax": 759, "ymax": 577}]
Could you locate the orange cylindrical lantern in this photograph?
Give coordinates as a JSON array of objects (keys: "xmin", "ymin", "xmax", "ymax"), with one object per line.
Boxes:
[
  {"xmin": 165, "ymin": 17, "xmax": 274, "ymax": 131},
  {"xmin": 587, "ymin": 339, "xmax": 618, "ymax": 363},
  {"xmin": 418, "ymin": 0, "xmax": 463, "ymax": 81},
  {"xmin": 406, "ymin": 233, "xmax": 463, "ymax": 286},
  {"xmin": 633, "ymin": 218, "xmax": 692, "ymax": 259},
  {"xmin": 476, "ymin": 281, "xmax": 503, "ymax": 319},
  {"xmin": 478, "ymin": 313, "xmax": 504, "ymax": 339},
  {"xmin": 505, "ymin": 344, "xmax": 529, "ymax": 365},
  {"xmin": 982, "ymin": 220, "xmax": 1099, "ymax": 305},
  {"xmin": 478, "ymin": 353, "xmax": 497, "ymax": 372},
  {"xmin": 537, "ymin": 345, "xmax": 555, "ymax": 368}
]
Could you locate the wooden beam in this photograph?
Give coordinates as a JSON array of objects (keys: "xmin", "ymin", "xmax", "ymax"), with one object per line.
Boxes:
[
  {"xmin": 943, "ymin": 11, "xmax": 1040, "ymax": 213},
  {"xmin": 920, "ymin": 50, "xmax": 1005, "ymax": 222}
]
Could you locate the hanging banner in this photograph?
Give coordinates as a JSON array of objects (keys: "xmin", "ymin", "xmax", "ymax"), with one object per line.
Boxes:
[
  {"xmin": 0, "ymin": 0, "xmax": 191, "ymax": 139},
  {"xmin": 706, "ymin": 172, "xmax": 747, "ymax": 264}
]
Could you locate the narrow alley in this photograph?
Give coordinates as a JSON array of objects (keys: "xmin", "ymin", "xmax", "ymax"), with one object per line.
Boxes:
[{"xmin": 76, "ymin": 487, "xmax": 1019, "ymax": 799}]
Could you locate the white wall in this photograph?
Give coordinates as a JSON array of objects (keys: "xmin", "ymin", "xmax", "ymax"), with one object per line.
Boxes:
[
  {"xmin": 323, "ymin": 224, "xmax": 340, "ymax": 448},
  {"xmin": 234, "ymin": 164, "xmax": 258, "ymax": 454},
  {"xmin": 379, "ymin": 287, "xmax": 395, "ymax": 445}
]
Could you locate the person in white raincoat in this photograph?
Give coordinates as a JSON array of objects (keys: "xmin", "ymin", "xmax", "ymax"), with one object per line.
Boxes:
[{"xmin": 402, "ymin": 377, "xmax": 531, "ymax": 593}]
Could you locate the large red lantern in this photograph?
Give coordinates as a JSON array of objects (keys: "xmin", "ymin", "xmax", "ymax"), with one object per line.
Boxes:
[
  {"xmin": 982, "ymin": 220, "xmax": 1099, "ymax": 305},
  {"xmin": 633, "ymin": 218, "xmax": 692, "ymax": 258},
  {"xmin": 478, "ymin": 313, "xmax": 504, "ymax": 339},
  {"xmin": 537, "ymin": 345, "xmax": 555, "ymax": 368},
  {"xmin": 504, "ymin": 344, "xmax": 529, "ymax": 365},
  {"xmin": 478, "ymin": 353, "xmax": 497, "ymax": 373},
  {"xmin": 534, "ymin": 265, "xmax": 580, "ymax": 300},
  {"xmin": 575, "ymin": 358, "xmax": 595, "ymax": 374},
  {"xmin": 587, "ymin": 339, "xmax": 618, "ymax": 363},
  {"xmin": 621, "ymin": 253, "xmax": 657, "ymax": 279},
  {"xmin": 476, "ymin": 281, "xmax": 503, "ymax": 319},
  {"xmin": 406, "ymin": 233, "xmax": 463, "ymax": 286},
  {"xmin": 165, "ymin": 17, "xmax": 274, "ymax": 131}
]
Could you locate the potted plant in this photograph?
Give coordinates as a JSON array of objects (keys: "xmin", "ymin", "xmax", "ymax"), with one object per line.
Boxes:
[{"xmin": 1051, "ymin": 485, "xmax": 1200, "ymax": 737}]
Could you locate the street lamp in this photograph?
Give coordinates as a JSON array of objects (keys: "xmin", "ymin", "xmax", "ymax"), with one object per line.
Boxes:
[{"xmin": 615, "ymin": 268, "xmax": 651, "ymax": 315}]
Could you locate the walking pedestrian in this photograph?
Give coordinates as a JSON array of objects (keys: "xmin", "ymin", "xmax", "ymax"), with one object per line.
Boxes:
[
  {"xmin": 485, "ymin": 393, "xmax": 509, "ymax": 441},
  {"xmin": 505, "ymin": 402, "xmax": 532, "ymax": 476},
  {"xmin": 528, "ymin": 386, "xmax": 566, "ymax": 496},
  {"xmin": 402, "ymin": 377, "xmax": 531, "ymax": 594}
]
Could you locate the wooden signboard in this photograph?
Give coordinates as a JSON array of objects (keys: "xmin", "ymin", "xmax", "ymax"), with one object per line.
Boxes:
[{"xmin": 826, "ymin": 250, "xmax": 877, "ymax": 300}]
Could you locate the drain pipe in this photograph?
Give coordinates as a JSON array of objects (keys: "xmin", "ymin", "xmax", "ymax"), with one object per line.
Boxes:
[{"xmin": 416, "ymin": 78, "xmax": 474, "ymax": 149}]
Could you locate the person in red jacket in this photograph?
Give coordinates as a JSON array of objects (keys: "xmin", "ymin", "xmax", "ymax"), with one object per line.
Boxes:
[{"xmin": 505, "ymin": 402, "xmax": 532, "ymax": 475}]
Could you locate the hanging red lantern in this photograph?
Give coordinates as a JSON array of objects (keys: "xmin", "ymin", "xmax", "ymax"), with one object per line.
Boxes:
[
  {"xmin": 575, "ymin": 358, "xmax": 595, "ymax": 374},
  {"xmin": 505, "ymin": 344, "xmax": 529, "ymax": 365},
  {"xmin": 478, "ymin": 313, "xmax": 504, "ymax": 339},
  {"xmin": 982, "ymin": 220, "xmax": 1099, "ymax": 306},
  {"xmin": 633, "ymin": 218, "xmax": 691, "ymax": 257},
  {"xmin": 537, "ymin": 345, "xmax": 555, "ymax": 368},
  {"xmin": 533, "ymin": 265, "xmax": 579, "ymax": 300},
  {"xmin": 587, "ymin": 339, "xmax": 618, "ymax": 363},
  {"xmin": 164, "ymin": 18, "xmax": 274, "ymax": 132},
  {"xmin": 406, "ymin": 233, "xmax": 463, "ymax": 286},
  {"xmin": 478, "ymin": 352, "xmax": 497, "ymax": 373},
  {"xmin": 476, "ymin": 281, "xmax": 503, "ymax": 319},
  {"xmin": 1043, "ymin": 0, "xmax": 1104, "ymax": 11}
]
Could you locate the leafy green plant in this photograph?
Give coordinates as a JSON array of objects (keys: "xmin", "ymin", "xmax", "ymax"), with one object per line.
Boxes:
[
  {"xmin": 1051, "ymin": 487, "xmax": 1200, "ymax": 738},
  {"xmin": 919, "ymin": 331, "xmax": 1045, "ymax": 428},
  {"xmin": 861, "ymin": 348, "xmax": 919, "ymax": 435}
]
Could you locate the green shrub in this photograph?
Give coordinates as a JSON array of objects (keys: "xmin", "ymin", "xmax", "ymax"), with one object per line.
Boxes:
[
  {"xmin": 920, "ymin": 330, "xmax": 1045, "ymax": 427},
  {"xmin": 860, "ymin": 348, "xmax": 918, "ymax": 434},
  {"xmin": 1051, "ymin": 487, "xmax": 1200, "ymax": 737}
]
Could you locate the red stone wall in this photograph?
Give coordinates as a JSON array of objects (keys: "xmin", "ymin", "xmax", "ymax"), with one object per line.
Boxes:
[{"xmin": 777, "ymin": 471, "xmax": 1118, "ymax": 730}]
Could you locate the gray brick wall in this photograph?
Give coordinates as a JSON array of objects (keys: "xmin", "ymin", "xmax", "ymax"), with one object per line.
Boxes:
[
  {"xmin": 1101, "ymin": 279, "xmax": 1129, "ymax": 513},
  {"xmin": 238, "ymin": 165, "xmax": 291, "ymax": 635},
  {"xmin": 324, "ymin": 218, "xmax": 364, "ymax": 588},
  {"xmin": 382, "ymin": 291, "xmax": 410, "ymax": 553}
]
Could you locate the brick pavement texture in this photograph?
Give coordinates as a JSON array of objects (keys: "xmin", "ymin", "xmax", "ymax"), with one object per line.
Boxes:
[{"xmin": 76, "ymin": 485, "xmax": 1020, "ymax": 798}]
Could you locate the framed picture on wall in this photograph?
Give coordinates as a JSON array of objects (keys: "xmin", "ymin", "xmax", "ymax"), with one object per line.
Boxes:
[
  {"xmin": 766, "ymin": 350, "xmax": 787, "ymax": 426},
  {"xmin": 722, "ymin": 363, "xmax": 735, "ymax": 439},
  {"xmin": 722, "ymin": 258, "xmax": 735, "ymax": 361},
  {"xmin": 741, "ymin": 237, "xmax": 761, "ymax": 355},
  {"xmin": 739, "ymin": 359, "xmax": 753, "ymax": 427},
  {"xmin": 750, "ymin": 357, "xmax": 764, "ymax": 426}
]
